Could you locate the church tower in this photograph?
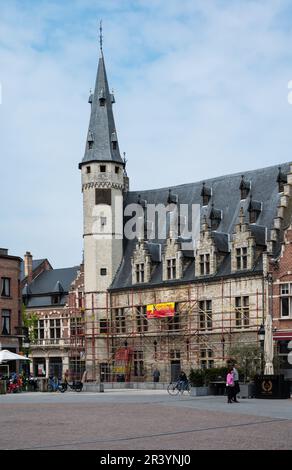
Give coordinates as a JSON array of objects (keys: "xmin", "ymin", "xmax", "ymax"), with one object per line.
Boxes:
[{"xmin": 79, "ymin": 28, "xmax": 126, "ymax": 380}]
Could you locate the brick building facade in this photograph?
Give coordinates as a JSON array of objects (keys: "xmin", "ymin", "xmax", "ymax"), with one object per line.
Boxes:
[
  {"xmin": 270, "ymin": 228, "xmax": 292, "ymax": 379},
  {"xmin": 21, "ymin": 253, "xmax": 85, "ymax": 380},
  {"xmin": 0, "ymin": 248, "xmax": 23, "ymax": 372}
]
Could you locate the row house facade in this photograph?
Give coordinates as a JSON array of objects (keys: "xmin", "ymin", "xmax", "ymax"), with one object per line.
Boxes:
[
  {"xmin": 0, "ymin": 248, "xmax": 23, "ymax": 373},
  {"xmin": 22, "ymin": 253, "xmax": 85, "ymax": 380}
]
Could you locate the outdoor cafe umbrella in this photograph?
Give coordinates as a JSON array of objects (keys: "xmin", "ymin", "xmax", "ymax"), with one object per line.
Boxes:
[
  {"xmin": 0, "ymin": 349, "xmax": 31, "ymax": 363},
  {"xmin": 264, "ymin": 314, "xmax": 274, "ymax": 375}
]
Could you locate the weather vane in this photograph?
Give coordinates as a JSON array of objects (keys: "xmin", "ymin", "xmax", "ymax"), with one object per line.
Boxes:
[{"xmin": 99, "ymin": 20, "xmax": 103, "ymax": 52}]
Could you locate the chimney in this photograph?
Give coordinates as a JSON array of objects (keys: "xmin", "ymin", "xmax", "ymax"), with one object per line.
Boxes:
[{"xmin": 24, "ymin": 252, "xmax": 33, "ymax": 283}]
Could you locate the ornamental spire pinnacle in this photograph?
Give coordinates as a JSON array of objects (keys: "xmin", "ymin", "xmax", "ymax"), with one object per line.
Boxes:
[{"xmin": 99, "ymin": 20, "xmax": 103, "ymax": 54}]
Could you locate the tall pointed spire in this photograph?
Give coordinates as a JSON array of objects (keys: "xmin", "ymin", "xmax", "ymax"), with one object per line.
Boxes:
[{"xmin": 79, "ymin": 24, "xmax": 123, "ymax": 169}]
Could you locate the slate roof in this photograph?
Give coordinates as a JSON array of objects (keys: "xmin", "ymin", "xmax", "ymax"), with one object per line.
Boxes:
[
  {"xmin": 79, "ymin": 53, "xmax": 123, "ymax": 168},
  {"xmin": 23, "ymin": 266, "xmax": 79, "ymax": 308},
  {"xmin": 110, "ymin": 162, "xmax": 289, "ymax": 290},
  {"xmin": 20, "ymin": 259, "xmax": 47, "ymax": 281}
]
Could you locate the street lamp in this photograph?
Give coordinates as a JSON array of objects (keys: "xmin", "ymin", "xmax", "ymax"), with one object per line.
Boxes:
[
  {"xmin": 153, "ymin": 340, "xmax": 157, "ymax": 360},
  {"xmin": 221, "ymin": 336, "xmax": 225, "ymax": 360},
  {"xmin": 186, "ymin": 338, "xmax": 190, "ymax": 362},
  {"xmin": 258, "ymin": 324, "xmax": 265, "ymax": 375},
  {"xmin": 22, "ymin": 337, "xmax": 30, "ymax": 378}
]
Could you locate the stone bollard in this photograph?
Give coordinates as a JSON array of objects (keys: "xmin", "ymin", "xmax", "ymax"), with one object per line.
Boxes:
[{"xmin": 0, "ymin": 380, "xmax": 7, "ymax": 395}]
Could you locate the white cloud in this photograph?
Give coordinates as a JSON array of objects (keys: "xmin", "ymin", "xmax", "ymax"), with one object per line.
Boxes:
[{"xmin": 1, "ymin": 0, "xmax": 292, "ymax": 266}]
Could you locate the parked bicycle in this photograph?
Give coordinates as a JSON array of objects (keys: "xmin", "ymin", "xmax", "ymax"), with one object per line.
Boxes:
[
  {"xmin": 61, "ymin": 380, "xmax": 83, "ymax": 392},
  {"xmin": 167, "ymin": 380, "xmax": 191, "ymax": 396},
  {"xmin": 48, "ymin": 376, "xmax": 64, "ymax": 393}
]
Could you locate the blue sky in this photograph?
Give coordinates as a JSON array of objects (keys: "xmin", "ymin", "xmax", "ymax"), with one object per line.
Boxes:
[{"xmin": 1, "ymin": 0, "xmax": 292, "ymax": 267}]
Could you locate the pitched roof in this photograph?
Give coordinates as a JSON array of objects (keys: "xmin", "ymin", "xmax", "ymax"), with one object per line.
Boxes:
[
  {"xmin": 24, "ymin": 266, "xmax": 79, "ymax": 308},
  {"xmin": 110, "ymin": 162, "xmax": 289, "ymax": 290},
  {"xmin": 20, "ymin": 259, "xmax": 48, "ymax": 281}
]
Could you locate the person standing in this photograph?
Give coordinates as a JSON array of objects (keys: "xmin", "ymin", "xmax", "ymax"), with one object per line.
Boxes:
[
  {"xmin": 153, "ymin": 367, "xmax": 160, "ymax": 383},
  {"xmin": 232, "ymin": 363, "xmax": 240, "ymax": 403},
  {"xmin": 226, "ymin": 367, "xmax": 235, "ymax": 403}
]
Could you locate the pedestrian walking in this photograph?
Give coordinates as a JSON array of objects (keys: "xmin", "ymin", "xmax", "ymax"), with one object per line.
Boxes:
[
  {"xmin": 226, "ymin": 366, "xmax": 235, "ymax": 403},
  {"xmin": 153, "ymin": 367, "xmax": 160, "ymax": 383},
  {"xmin": 81, "ymin": 369, "xmax": 88, "ymax": 384}
]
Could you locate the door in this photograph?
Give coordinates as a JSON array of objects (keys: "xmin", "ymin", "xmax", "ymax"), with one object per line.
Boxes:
[
  {"xmin": 49, "ymin": 358, "xmax": 62, "ymax": 380},
  {"xmin": 171, "ymin": 360, "xmax": 181, "ymax": 382}
]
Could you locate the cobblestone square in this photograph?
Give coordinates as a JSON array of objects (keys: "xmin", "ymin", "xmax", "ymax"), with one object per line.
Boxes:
[{"xmin": 0, "ymin": 390, "xmax": 291, "ymax": 450}]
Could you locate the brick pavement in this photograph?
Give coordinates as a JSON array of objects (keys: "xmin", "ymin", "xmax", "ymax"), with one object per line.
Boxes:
[{"xmin": 0, "ymin": 391, "xmax": 291, "ymax": 450}]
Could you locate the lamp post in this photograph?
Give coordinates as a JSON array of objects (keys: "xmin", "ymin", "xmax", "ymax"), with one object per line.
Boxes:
[
  {"xmin": 221, "ymin": 336, "xmax": 225, "ymax": 360},
  {"xmin": 258, "ymin": 324, "xmax": 265, "ymax": 375},
  {"xmin": 153, "ymin": 340, "xmax": 157, "ymax": 360},
  {"xmin": 22, "ymin": 339, "xmax": 30, "ymax": 379},
  {"xmin": 186, "ymin": 338, "xmax": 190, "ymax": 362}
]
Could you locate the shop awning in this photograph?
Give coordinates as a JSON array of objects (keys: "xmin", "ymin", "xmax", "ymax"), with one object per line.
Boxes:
[{"xmin": 273, "ymin": 331, "xmax": 292, "ymax": 341}]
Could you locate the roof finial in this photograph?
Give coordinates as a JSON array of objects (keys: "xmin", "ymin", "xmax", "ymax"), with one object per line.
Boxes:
[{"xmin": 99, "ymin": 20, "xmax": 103, "ymax": 53}]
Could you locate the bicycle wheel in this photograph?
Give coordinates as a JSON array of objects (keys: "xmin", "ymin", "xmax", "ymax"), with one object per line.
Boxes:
[
  {"xmin": 182, "ymin": 383, "xmax": 191, "ymax": 395},
  {"xmin": 167, "ymin": 382, "xmax": 179, "ymax": 396}
]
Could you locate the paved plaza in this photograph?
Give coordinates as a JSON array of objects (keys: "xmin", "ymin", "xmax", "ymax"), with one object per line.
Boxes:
[{"xmin": 0, "ymin": 390, "xmax": 292, "ymax": 450}]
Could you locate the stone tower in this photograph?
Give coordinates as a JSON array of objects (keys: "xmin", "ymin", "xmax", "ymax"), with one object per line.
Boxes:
[{"xmin": 79, "ymin": 41, "xmax": 126, "ymax": 380}]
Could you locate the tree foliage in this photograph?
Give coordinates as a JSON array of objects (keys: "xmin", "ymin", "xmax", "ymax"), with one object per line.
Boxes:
[
  {"xmin": 22, "ymin": 304, "xmax": 38, "ymax": 344},
  {"xmin": 228, "ymin": 342, "xmax": 261, "ymax": 382}
]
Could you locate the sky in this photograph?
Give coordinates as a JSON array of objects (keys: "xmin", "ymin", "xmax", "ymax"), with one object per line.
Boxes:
[{"xmin": 1, "ymin": 0, "xmax": 292, "ymax": 267}]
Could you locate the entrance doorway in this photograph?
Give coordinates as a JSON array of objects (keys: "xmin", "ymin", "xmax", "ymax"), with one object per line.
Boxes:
[
  {"xmin": 99, "ymin": 363, "xmax": 111, "ymax": 382},
  {"xmin": 49, "ymin": 358, "xmax": 62, "ymax": 379},
  {"xmin": 171, "ymin": 360, "xmax": 181, "ymax": 382}
]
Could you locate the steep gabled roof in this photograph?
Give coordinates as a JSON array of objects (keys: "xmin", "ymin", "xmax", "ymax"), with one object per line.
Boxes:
[{"xmin": 24, "ymin": 266, "xmax": 79, "ymax": 308}]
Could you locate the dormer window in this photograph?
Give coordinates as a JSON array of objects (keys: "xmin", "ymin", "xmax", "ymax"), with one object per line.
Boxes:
[
  {"xmin": 167, "ymin": 258, "xmax": 176, "ymax": 280},
  {"xmin": 167, "ymin": 189, "xmax": 178, "ymax": 205},
  {"xmin": 52, "ymin": 294, "xmax": 60, "ymax": 305},
  {"xmin": 277, "ymin": 167, "xmax": 287, "ymax": 193},
  {"xmin": 87, "ymin": 130, "xmax": 94, "ymax": 150},
  {"xmin": 99, "ymin": 88, "xmax": 106, "ymax": 106},
  {"xmin": 201, "ymin": 183, "xmax": 211, "ymax": 206},
  {"xmin": 111, "ymin": 131, "xmax": 117, "ymax": 150},
  {"xmin": 136, "ymin": 263, "xmax": 145, "ymax": 283},
  {"xmin": 210, "ymin": 205, "xmax": 222, "ymax": 231},
  {"xmin": 236, "ymin": 247, "xmax": 247, "ymax": 270},
  {"xmin": 200, "ymin": 254, "xmax": 210, "ymax": 275},
  {"xmin": 248, "ymin": 197, "xmax": 262, "ymax": 223},
  {"xmin": 239, "ymin": 176, "xmax": 251, "ymax": 200}
]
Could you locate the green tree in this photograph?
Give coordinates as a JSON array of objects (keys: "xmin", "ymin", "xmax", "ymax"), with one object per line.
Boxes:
[
  {"xmin": 22, "ymin": 304, "xmax": 38, "ymax": 345},
  {"xmin": 228, "ymin": 343, "xmax": 261, "ymax": 382}
]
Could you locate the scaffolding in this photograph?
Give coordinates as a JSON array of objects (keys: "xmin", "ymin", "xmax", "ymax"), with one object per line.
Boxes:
[
  {"xmin": 81, "ymin": 273, "xmax": 267, "ymax": 382},
  {"xmin": 66, "ymin": 292, "xmax": 86, "ymax": 381}
]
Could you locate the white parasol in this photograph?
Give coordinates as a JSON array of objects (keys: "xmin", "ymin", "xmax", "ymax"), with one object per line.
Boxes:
[
  {"xmin": 0, "ymin": 349, "xmax": 31, "ymax": 363},
  {"xmin": 264, "ymin": 314, "xmax": 274, "ymax": 375}
]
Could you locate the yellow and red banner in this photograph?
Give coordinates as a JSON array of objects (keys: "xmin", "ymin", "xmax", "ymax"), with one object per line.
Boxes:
[{"xmin": 146, "ymin": 302, "xmax": 175, "ymax": 319}]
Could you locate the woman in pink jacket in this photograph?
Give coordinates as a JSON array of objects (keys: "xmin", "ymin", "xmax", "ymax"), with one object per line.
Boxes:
[{"xmin": 226, "ymin": 367, "xmax": 235, "ymax": 403}]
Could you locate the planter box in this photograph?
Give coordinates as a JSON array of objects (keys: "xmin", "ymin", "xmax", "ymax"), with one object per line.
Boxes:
[
  {"xmin": 190, "ymin": 386, "xmax": 209, "ymax": 396},
  {"xmin": 238, "ymin": 383, "xmax": 255, "ymax": 399}
]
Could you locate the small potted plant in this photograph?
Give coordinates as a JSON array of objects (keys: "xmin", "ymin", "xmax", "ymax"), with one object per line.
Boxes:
[{"xmin": 188, "ymin": 368, "xmax": 209, "ymax": 396}]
